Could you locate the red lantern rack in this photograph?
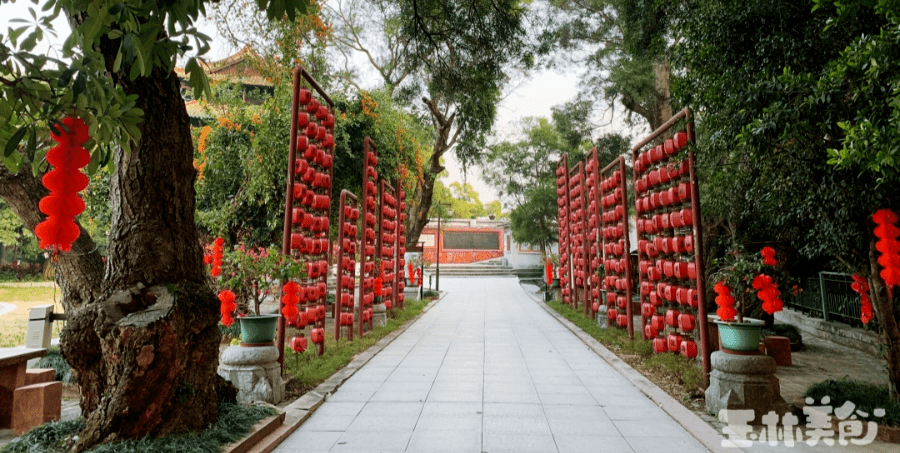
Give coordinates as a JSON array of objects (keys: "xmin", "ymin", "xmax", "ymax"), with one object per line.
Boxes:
[
  {"xmin": 396, "ymin": 181, "xmax": 407, "ymax": 310},
  {"xmin": 568, "ymin": 161, "xmax": 588, "ymax": 312},
  {"xmin": 598, "ymin": 156, "xmax": 634, "ymax": 338},
  {"xmin": 281, "ymin": 65, "xmax": 336, "ymax": 360},
  {"xmin": 335, "ymin": 190, "xmax": 360, "ymax": 341},
  {"xmin": 584, "ymin": 148, "xmax": 602, "ymax": 320},
  {"xmin": 631, "ymin": 108, "xmax": 710, "ymax": 385},
  {"xmin": 359, "ymin": 137, "xmax": 379, "ymax": 337},
  {"xmin": 556, "ymin": 155, "xmax": 572, "ymax": 305},
  {"xmin": 378, "ymin": 180, "xmax": 399, "ymax": 310}
]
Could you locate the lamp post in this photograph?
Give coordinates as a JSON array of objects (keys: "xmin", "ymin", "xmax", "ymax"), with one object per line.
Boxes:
[{"xmin": 435, "ymin": 203, "xmax": 451, "ymax": 292}]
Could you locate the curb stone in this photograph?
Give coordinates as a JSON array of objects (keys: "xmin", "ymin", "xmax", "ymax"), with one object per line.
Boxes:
[
  {"xmin": 233, "ymin": 291, "xmax": 447, "ymax": 453},
  {"xmin": 531, "ymin": 293, "xmax": 730, "ymax": 453}
]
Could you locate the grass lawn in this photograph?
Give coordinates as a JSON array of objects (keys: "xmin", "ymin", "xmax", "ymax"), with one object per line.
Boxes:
[{"xmin": 0, "ymin": 282, "xmax": 62, "ymax": 348}]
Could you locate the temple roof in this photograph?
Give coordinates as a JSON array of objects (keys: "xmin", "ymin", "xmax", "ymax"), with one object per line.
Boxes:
[{"xmin": 175, "ymin": 45, "xmax": 272, "ymax": 87}]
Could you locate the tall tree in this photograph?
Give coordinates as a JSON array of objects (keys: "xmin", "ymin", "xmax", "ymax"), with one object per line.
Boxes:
[
  {"xmin": 0, "ymin": 0, "xmax": 310, "ymax": 449},
  {"xmin": 673, "ymin": 0, "xmax": 900, "ymax": 396},
  {"xmin": 544, "ymin": 0, "xmax": 677, "ymax": 130},
  {"xmin": 325, "ymin": 0, "xmax": 532, "ymax": 248},
  {"xmin": 480, "ymin": 114, "xmax": 627, "ymax": 257}
]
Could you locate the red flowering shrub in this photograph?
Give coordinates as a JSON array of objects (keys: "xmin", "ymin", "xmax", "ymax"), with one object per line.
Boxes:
[{"xmin": 712, "ymin": 244, "xmax": 794, "ymax": 322}]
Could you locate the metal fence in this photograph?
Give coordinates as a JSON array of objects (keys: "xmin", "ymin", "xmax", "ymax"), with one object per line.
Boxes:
[{"xmin": 786, "ymin": 272, "xmax": 870, "ymax": 328}]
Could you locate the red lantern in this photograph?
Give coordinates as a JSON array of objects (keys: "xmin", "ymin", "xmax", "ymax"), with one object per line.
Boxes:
[
  {"xmin": 873, "ymin": 209, "xmax": 900, "ymax": 299},
  {"xmin": 678, "ymin": 313, "xmax": 696, "ymax": 332},
  {"xmin": 666, "ymin": 309, "xmax": 680, "ymax": 327},
  {"xmin": 281, "ymin": 281, "xmax": 300, "ymax": 319},
  {"xmin": 35, "ymin": 117, "xmax": 91, "ymax": 253},
  {"xmin": 290, "ymin": 336, "xmax": 308, "ymax": 353},
  {"xmin": 653, "ymin": 338, "xmax": 667, "ymax": 353},
  {"xmin": 680, "ymin": 339, "xmax": 698, "ymax": 358},
  {"xmin": 667, "ymin": 333, "xmax": 682, "ymax": 352}
]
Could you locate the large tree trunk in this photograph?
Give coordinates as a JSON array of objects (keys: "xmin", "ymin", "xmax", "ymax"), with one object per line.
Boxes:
[
  {"xmin": 405, "ymin": 96, "xmax": 455, "ymax": 248},
  {"xmin": 620, "ymin": 58, "xmax": 673, "ymax": 131},
  {"xmin": 38, "ymin": 58, "xmax": 223, "ymax": 450},
  {"xmin": 868, "ymin": 230, "xmax": 900, "ymax": 398}
]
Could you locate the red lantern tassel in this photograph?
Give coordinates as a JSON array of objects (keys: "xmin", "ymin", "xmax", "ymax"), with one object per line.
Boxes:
[
  {"xmin": 219, "ymin": 290, "xmax": 236, "ymax": 327},
  {"xmin": 34, "ymin": 117, "xmax": 90, "ymax": 253},
  {"xmin": 850, "ymin": 274, "xmax": 874, "ymax": 325},
  {"xmin": 545, "ymin": 259, "xmax": 553, "ymax": 287},
  {"xmin": 873, "ymin": 208, "xmax": 900, "ymax": 300}
]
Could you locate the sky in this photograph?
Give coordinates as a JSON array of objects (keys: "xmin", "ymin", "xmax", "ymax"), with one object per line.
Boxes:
[{"xmin": 1, "ymin": 2, "xmax": 645, "ymax": 213}]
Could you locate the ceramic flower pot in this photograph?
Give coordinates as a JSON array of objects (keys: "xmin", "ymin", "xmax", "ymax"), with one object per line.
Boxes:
[
  {"xmin": 238, "ymin": 314, "xmax": 280, "ymax": 345},
  {"xmin": 713, "ymin": 317, "xmax": 764, "ymax": 352}
]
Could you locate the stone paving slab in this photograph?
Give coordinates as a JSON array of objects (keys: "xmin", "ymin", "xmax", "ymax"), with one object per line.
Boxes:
[{"xmin": 271, "ymin": 277, "xmax": 716, "ymax": 453}]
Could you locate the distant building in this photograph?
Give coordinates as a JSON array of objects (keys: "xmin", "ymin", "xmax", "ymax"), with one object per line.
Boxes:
[
  {"xmin": 417, "ymin": 218, "xmax": 556, "ymax": 270},
  {"xmin": 174, "ymin": 46, "xmax": 274, "ymax": 123}
]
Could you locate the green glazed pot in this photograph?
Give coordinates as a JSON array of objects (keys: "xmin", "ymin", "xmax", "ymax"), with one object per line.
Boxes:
[
  {"xmin": 238, "ymin": 314, "xmax": 280, "ymax": 345},
  {"xmin": 714, "ymin": 317, "xmax": 764, "ymax": 352}
]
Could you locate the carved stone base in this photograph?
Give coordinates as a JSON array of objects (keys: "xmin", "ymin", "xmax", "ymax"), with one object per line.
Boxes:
[
  {"xmin": 373, "ymin": 303, "xmax": 388, "ymax": 327},
  {"xmin": 705, "ymin": 351, "xmax": 789, "ymax": 423},
  {"xmin": 217, "ymin": 345, "xmax": 284, "ymax": 404}
]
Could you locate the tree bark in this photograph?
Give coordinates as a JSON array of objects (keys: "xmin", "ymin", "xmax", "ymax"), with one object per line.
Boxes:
[
  {"xmin": 868, "ymin": 230, "xmax": 900, "ymax": 398},
  {"xmin": 57, "ymin": 61, "xmax": 226, "ymax": 451},
  {"xmin": 620, "ymin": 58, "xmax": 673, "ymax": 132},
  {"xmin": 0, "ymin": 166, "xmax": 104, "ymax": 309},
  {"xmin": 406, "ymin": 96, "xmax": 454, "ymax": 248}
]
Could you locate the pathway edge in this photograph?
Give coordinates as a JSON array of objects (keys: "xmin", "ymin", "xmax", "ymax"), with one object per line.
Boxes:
[
  {"xmin": 246, "ymin": 293, "xmax": 447, "ymax": 453},
  {"xmin": 533, "ymin": 296, "xmax": 730, "ymax": 453}
]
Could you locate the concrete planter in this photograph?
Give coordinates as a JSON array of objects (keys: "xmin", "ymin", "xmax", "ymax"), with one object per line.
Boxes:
[
  {"xmin": 239, "ymin": 314, "xmax": 280, "ymax": 345},
  {"xmin": 714, "ymin": 317, "xmax": 764, "ymax": 352}
]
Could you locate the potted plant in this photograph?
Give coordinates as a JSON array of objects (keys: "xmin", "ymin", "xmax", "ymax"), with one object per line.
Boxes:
[
  {"xmin": 711, "ymin": 244, "xmax": 798, "ymax": 352},
  {"xmin": 208, "ymin": 239, "xmax": 305, "ymax": 345}
]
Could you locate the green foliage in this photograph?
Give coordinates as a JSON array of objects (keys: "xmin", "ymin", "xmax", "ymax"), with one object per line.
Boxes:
[
  {"xmin": 396, "ymin": 0, "xmax": 531, "ymax": 165},
  {"xmin": 672, "ymin": 0, "xmax": 896, "ymax": 274},
  {"xmin": 644, "ymin": 352, "xmax": 703, "ymax": 392},
  {"xmin": 710, "ymin": 244, "xmax": 798, "ymax": 321},
  {"xmin": 195, "ymin": 85, "xmax": 429, "ymax": 247},
  {"xmin": 0, "ymin": 201, "xmax": 42, "ymax": 263},
  {"xmin": 211, "ymin": 242, "xmax": 305, "ymax": 316},
  {"xmin": 544, "ymin": 0, "xmax": 676, "ymax": 129},
  {"xmin": 35, "ymin": 347, "xmax": 74, "ymax": 383},
  {"xmin": 481, "ymin": 113, "xmax": 628, "ymax": 254},
  {"xmin": 805, "ymin": 379, "xmax": 900, "ymax": 427},
  {"xmin": 0, "ymin": 418, "xmax": 83, "ymax": 453},
  {"xmin": 429, "ymin": 181, "xmax": 488, "ymax": 219},
  {"xmin": 0, "ymin": 403, "xmax": 277, "ymax": 453},
  {"xmin": 333, "ymin": 89, "xmax": 431, "ymax": 195}
]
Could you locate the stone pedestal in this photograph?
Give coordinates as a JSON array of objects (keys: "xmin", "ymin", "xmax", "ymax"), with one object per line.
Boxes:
[
  {"xmin": 705, "ymin": 351, "xmax": 788, "ymax": 423},
  {"xmin": 373, "ymin": 303, "xmax": 388, "ymax": 327},
  {"xmin": 596, "ymin": 306, "xmax": 608, "ymax": 329},
  {"xmin": 404, "ymin": 287, "xmax": 420, "ymax": 301},
  {"xmin": 218, "ymin": 345, "xmax": 284, "ymax": 404}
]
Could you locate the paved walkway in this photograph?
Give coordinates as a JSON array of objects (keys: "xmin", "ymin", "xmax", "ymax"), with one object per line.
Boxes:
[{"xmin": 273, "ymin": 277, "xmax": 710, "ymax": 453}]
